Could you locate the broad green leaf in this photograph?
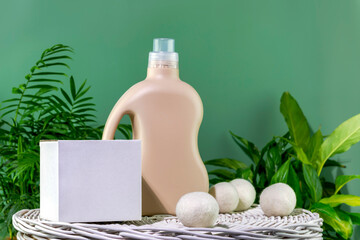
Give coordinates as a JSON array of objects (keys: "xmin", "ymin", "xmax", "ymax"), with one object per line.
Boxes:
[
  {"xmin": 307, "ymin": 129, "xmax": 323, "ymax": 162},
  {"xmin": 347, "ymin": 212, "xmax": 360, "ymax": 225},
  {"xmin": 267, "ymin": 145, "xmax": 282, "ymax": 171},
  {"xmin": 209, "ymin": 178, "xmax": 223, "ymax": 185},
  {"xmin": 324, "ymin": 159, "xmax": 346, "ymax": 168},
  {"xmin": 334, "ymin": 208, "xmax": 354, "ymax": 238},
  {"xmin": 293, "ymin": 145, "xmax": 312, "ymax": 165},
  {"xmin": 230, "ymin": 131, "xmax": 260, "ymax": 164},
  {"xmin": 204, "ymin": 158, "xmax": 247, "ymax": 170},
  {"xmin": 236, "ymin": 168, "xmax": 253, "ymax": 183},
  {"xmin": 280, "ymin": 92, "xmax": 311, "ymax": 150},
  {"xmin": 287, "ymin": 165, "xmax": 303, "ymax": 207},
  {"xmin": 318, "ymin": 113, "xmax": 360, "ymax": 175},
  {"xmin": 264, "ymin": 152, "xmax": 275, "ymax": 181},
  {"xmin": 302, "ymin": 163, "xmax": 322, "ymax": 202},
  {"xmin": 277, "ymin": 136, "xmax": 312, "ymax": 165},
  {"xmin": 271, "ymin": 159, "xmax": 291, "ymax": 184},
  {"xmin": 335, "ymin": 175, "xmax": 360, "ymax": 194},
  {"xmin": 320, "ymin": 194, "xmax": 360, "ymax": 207},
  {"xmin": 322, "ymin": 181, "xmax": 336, "ymax": 197},
  {"xmin": 311, "ymin": 202, "xmax": 352, "ymax": 239},
  {"xmin": 208, "ymin": 169, "xmax": 235, "ymax": 180}
]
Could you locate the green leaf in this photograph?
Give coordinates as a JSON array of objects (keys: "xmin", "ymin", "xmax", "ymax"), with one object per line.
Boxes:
[
  {"xmin": 292, "ymin": 145, "xmax": 312, "ymax": 165},
  {"xmin": 37, "ymin": 62, "xmax": 70, "ymax": 69},
  {"xmin": 1, "ymin": 98, "xmax": 20, "ymax": 103},
  {"xmin": 75, "ymin": 86, "xmax": 91, "ymax": 100},
  {"xmin": 267, "ymin": 145, "xmax": 282, "ymax": 171},
  {"xmin": 334, "ymin": 208, "xmax": 354, "ymax": 238},
  {"xmin": 302, "ymin": 163, "xmax": 322, "ymax": 202},
  {"xmin": 230, "ymin": 131, "xmax": 260, "ymax": 164},
  {"xmin": 61, "ymin": 88, "xmax": 72, "ymax": 105},
  {"xmin": 76, "ymin": 79, "xmax": 87, "ymax": 96},
  {"xmin": 320, "ymin": 194, "xmax": 360, "ymax": 207},
  {"xmin": 236, "ymin": 168, "xmax": 254, "ymax": 183},
  {"xmin": 70, "ymin": 76, "xmax": 76, "ymax": 100},
  {"xmin": 32, "ymin": 71, "xmax": 67, "ymax": 76},
  {"xmin": 74, "ymin": 96, "xmax": 93, "ymax": 105},
  {"xmin": 31, "ymin": 78, "xmax": 63, "ymax": 84},
  {"xmin": 347, "ymin": 212, "xmax": 360, "ymax": 225},
  {"xmin": 277, "ymin": 136, "xmax": 312, "ymax": 165},
  {"xmin": 209, "ymin": 178, "xmax": 223, "ymax": 185},
  {"xmin": 307, "ymin": 129, "xmax": 323, "ymax": 162},
  {"xmin": 311, "ymin": 202, "xmax": 352, "ymax": 239},
  {"xmin": 318, "ymin": 113, "xmax": 360, "ymax": 175},
  {"xmin": 270, "ymin": 159, "xmax": 291, "ymax": 184},
  {"xmin": 43, "ymin": 48, "xmax": 73, "ymax": 56},
  {"xmin": 287, "ymin": 164, "xmax": 303, "ymax": 207},
  {"xmin": 12, "ymin": 87, "xmax": 22, "ymax": 94},
  {"xmin": 73, "ymin": 107, "xmax": 95, "ymax": 113},
  {"xmin": 41, "ymin": 55, "xmax": 72, "ymax": 62},
  {"xmin": 324, "ymin": 159, "xmax": 346, "ymax": 168},
  {"xmin": 51, "ymin": 95, "xmax": 70, "ymax": 111},
  {"xmin": 27, "ymin": 84, "xmax": 58, "ymax": 91},
  {"xmin": 208, "ymin": 169, "xmax": 236, "ymax": 180},
  {"xmin": 204, "ymin": 158, "xmax": 248, "ymax": 170},
  {"xmin": 334, "ymin": 175, "xmax": 360, "ymax": 195},
  {"xmin": 280, "ymin": 92, "xmax": 311, "ymax": 151}
]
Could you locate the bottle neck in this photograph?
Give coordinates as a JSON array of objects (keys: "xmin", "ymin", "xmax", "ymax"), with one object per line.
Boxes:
[{"xmin": 147, "ymin": 60, "xmax": 179, "ymax": 79}]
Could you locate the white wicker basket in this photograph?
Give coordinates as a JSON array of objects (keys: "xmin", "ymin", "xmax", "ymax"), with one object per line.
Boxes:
[{"xmin": 13, "ymin": 206, "xmax": 323, "ymax": 240}]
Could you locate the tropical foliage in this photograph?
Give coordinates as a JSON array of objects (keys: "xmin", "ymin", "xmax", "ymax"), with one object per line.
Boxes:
[
  {"xmin": 205, "ymin": 92, "xmax": 360, "ymax": 239},
  {"xmin": 0, "ymin": 44, "xmax": 130, "ymax": 238}
]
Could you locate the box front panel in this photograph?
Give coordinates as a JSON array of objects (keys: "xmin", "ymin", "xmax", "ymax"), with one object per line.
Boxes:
[{"xmin": 58, "ymin": 140, "xmax": 141, "ymax": 222}]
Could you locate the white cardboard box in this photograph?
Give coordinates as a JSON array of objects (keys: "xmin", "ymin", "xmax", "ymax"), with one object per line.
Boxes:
[{"xmin": 40, "ymin": 140, "xmax": 141, "ymax": 222}]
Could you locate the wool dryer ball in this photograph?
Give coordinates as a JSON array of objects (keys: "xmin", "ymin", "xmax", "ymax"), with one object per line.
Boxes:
[
  {"xmin": 209, "ymin": 182, "xmax": 239, "ymax": 213},
  {"xmin": 260, "ymin": 183, "xmax": 296, "ymax": 216},
  {"xmin": 176, "ymin": 192, "xmax": 219, "ymax": 227},
  {"xmin": 230, "ymin": 179, "xmax": 256, "ymax": 211}
]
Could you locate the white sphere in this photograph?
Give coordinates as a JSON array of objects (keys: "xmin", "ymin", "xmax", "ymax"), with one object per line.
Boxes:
[
  {"xmin": 176, "ymin": 192, "xmax": 219, "ymax": 227},
  {"xmin": 260, "ymin": 183, "xmax": 296, "ymax": 216},
  {"xmin": 209, "ymin": 182, "xmax": 239, "ymax": 213},
  {"xmin": 230, "ymin": 179, "xmax": 256, "ymax": 211}
]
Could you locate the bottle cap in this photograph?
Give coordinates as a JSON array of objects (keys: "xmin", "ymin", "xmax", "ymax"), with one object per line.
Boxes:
[{"xmin": 149, "ymin": 38, "xmax": 179, "ymax": 62}]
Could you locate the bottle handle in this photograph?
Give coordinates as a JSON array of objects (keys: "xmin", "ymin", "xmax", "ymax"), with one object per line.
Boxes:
[{"xmin": 102, "ymin": 99, "xmax": 129, "ymax": 140}]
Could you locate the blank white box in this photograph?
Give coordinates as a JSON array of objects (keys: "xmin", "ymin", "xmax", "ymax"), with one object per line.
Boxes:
[{"xmin": 40, "ymin": 140, "xmax": 141, "ymax": 222}]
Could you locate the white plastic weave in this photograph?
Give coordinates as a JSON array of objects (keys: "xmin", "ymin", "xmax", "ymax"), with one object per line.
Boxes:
[{"xmin": 13, "ymin": 206, "xmax": 323, "ymax": 240}]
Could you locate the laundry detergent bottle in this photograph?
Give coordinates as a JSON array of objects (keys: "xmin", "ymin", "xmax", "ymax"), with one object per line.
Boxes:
[{"xmin": 102, "ymin": 38, "xmax": 209, "ymax": 215}]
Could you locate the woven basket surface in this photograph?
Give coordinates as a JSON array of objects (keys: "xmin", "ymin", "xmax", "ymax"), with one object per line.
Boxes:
[{"xmin": 13, "ymin": 206, "xmax": 323, "ymax": 240}]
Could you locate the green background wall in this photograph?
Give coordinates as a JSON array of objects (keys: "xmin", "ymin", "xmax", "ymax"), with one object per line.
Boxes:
[{"xmin": 1, "ymin": 0, "xmax": 360, "ymax": 237}]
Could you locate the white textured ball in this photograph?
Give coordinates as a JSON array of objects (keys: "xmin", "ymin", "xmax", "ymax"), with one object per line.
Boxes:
[
  {"xmin": 176, "ymin": 192, "xmax": 219, "ymax": 227},
  {"xmin": 260, "ymin": 183, "xmax": 296, "ymax": 216},
  {"xmin": 209, "ymin": 182, "xmax": 239, "ymax": 213},
  {"xmin": 230, "ymin": 179, "xmax": 256, "ymax": 211}
]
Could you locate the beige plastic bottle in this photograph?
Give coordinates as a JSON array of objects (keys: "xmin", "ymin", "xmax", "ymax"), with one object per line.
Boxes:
[{"xmin": 102, "ymin": 38, "xmax": 209, "ymax": 216}]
